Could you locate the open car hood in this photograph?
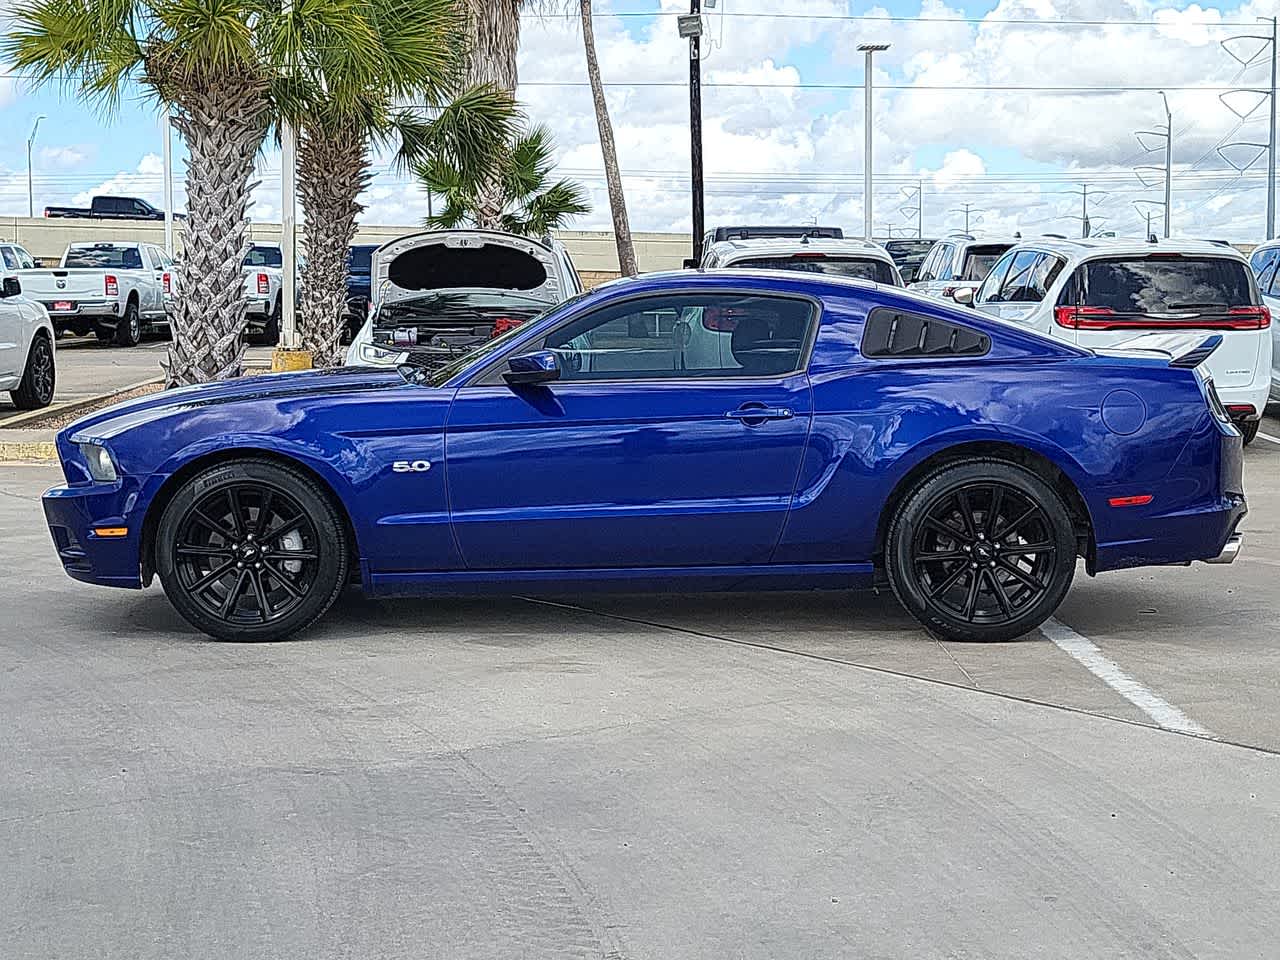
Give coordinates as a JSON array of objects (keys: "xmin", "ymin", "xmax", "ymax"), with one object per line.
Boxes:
[{"xmin": 370, "ymin": 230, "xmax": 563, "ymax": 309}]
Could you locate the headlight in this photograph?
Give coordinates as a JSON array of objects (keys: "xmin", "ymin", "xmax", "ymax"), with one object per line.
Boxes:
[
  {"xmin": 359, "ymin": 342, "xmax": 406, "ymax": 365},
  {"xmin": 78, "ymin": 442, "xmax": 118, "ymax": 482}
]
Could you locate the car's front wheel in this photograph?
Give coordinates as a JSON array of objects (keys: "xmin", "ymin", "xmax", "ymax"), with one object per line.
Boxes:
[
  {"xmin": 155, "ymin": 459, "xmax": 348, "ymax": 641},
  {"xmin": 885, "ymin": 460, "xmax": 1077, "ymax": 642}
]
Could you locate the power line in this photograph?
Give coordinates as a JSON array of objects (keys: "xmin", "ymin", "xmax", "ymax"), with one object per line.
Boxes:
[{"xmin": 542, "ymin": 10, "xmax": 1259, "ymax": 28}]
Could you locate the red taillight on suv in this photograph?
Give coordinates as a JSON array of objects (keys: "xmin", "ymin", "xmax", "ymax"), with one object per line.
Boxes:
[
  {"xmin": 702, "ymin": 307, "xmax": 739, "ymax": 332},
  {"xmin": 105, "ymin": 274, "xmax": 118, "ymax": 297},
  {"xmin": 1055, "ymin": 304, "xmax": 1271, "ymax": 330},
  {"xmin": 256, "ymin": 273, "xmax": 269, "ymax": 295},
  {"xmin": 162, "ymin": 272, "xmax": 171, "ymax": 294}
]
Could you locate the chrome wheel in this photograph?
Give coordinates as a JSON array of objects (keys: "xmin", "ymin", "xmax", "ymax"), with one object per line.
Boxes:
[{"xmin": 172, "ymin": 481, "xmax": 320, "ymax": 627}]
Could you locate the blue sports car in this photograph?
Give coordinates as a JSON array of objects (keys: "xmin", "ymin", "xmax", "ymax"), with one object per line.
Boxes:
[{"xmin": 42, "ymin": 270, "xmax": 1246, "ymax": 643}]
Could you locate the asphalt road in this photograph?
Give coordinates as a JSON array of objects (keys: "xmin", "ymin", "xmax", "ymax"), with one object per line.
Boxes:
[
  {"xmin": 0, "ymin": 339, "xmax": 276, "ymax": 419},
  {"xmin": 2, "ymin": 423, "xmax": 1279, "ymax": 958}
]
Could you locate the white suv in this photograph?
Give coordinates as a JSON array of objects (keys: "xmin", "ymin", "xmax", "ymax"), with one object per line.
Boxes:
[
  {"xmin": 1246, "ymin": 238, "xmax": 1280, "ymax": 404},
  {"xmin": 909, "ymin": 234, "xmax": 1016, "ymax": 301},
  {"xmin": 968, "ymin": 237, "xmax": 1272, "ymax": 443},
  {"xmin": 699, "ymin": 235, "xmax": 903, "ymax": 285}
]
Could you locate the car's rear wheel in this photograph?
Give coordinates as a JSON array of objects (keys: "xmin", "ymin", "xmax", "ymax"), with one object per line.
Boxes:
[
  {"xmin": 885, "ymin": 460, "xmax": 1077, "ymax": 642},
  {"xmin": 156, "ymin": 459, "xmax": 348, "ymax": 641},
  {"xmin": 115, "ymin": 301, "xmax": 141, "ymax": 346},
  {"xmin": 10, "ymin": 334, "xmax": 55, "ymax": 409}
]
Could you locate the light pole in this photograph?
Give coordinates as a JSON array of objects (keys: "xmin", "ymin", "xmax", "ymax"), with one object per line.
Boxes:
[
  {"xmin": 1160, "ymin": 90, "xmax": 1172, "ymax": 238},
  {"xmin": 679, "ymin": 6, "xmax": 705, "ymax": 264},
  {"xmin": 858, "ymin": 43, "xmax": 890, "ymax": 241},
  {"xmin": 26, "ymin": 115, "xmax": 46, "ymax": 219},
  {"xmin": 162, "ymin": 110, "xmax": 174, "ymax": 256}
]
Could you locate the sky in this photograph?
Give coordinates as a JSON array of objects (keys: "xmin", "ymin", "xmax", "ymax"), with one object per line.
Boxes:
[{"xmin": 1, "ymin": 0, "xmax": 1279, "ymax": 241}]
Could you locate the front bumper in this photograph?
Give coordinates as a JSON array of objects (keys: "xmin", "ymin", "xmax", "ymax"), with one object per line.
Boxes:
[{"xmin": 43, "ymin": 481, "xmax": 144, "ymax": 589}]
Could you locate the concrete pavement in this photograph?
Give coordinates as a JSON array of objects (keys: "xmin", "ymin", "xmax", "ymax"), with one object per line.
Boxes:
[{"xmin": 2, "ymin": 440, "xmax": 1279, "ymax": 958}]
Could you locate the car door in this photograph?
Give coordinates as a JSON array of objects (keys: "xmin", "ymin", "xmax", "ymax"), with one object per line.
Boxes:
[
  {"xmin": 0, "ymin": 249, "xmax": 22, "ymax": 380},
  {"xmin": 444, "ymin": 289, "xmax": 817, "ymax": 570}
]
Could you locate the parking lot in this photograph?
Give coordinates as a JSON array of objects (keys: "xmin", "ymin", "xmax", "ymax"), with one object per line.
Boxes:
[{"xmin": 1, "ymin": 415, "xmax": 1278, "ymax": 958}]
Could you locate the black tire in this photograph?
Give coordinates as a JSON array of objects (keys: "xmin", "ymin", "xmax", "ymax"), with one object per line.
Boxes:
[
  {"xmin": 885, "ymin": 460, "xmax": 1077, "ymax": 643},
  {"xmin": 258, "ymin": 300, "xmax": 280, "ymax": 346},
  {"xmin": 155, "ymin": 459, "xmax": 348, "ymax": 641},
  {"xmin": 94, "ymin": 327, "xmax": 114, "ymax": 343},
  {"xmin": 1239, "ymin": 419, "xmax": 1259, "ymax": 445},
  {"xmin": 115, "ymin": 300, "xmax": 142, "ymax": 346},
  {"xmin": 10, "ymin": 334, "xmax": 55, "ymax": 409}
]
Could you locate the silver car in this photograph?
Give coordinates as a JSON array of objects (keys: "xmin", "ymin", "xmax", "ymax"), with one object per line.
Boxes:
[{"xmin": 908, "ymin": 234, "xmax": 1017, "ymax": 302}]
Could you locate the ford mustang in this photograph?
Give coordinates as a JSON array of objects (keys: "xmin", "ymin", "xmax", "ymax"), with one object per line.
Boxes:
[{"xmin": 42, "ymin": 271, "xmax": 1247, "ymax": 642}]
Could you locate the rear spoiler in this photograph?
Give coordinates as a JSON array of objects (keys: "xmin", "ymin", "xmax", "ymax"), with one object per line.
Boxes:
[{"xmin": 1098, "ymin": 331, "xmax": 1223, "ymax": 368}]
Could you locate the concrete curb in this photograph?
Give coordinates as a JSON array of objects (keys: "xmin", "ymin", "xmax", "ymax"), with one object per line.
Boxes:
[
  {"xmin": 0, "ymin": 375, "xmax": 164, "ymax": 431},
  {"xmin": 0, "ymin": 440, "xmax": 58, "ymax": 463}
]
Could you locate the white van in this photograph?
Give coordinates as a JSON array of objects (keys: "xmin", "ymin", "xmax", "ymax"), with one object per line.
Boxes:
[{"xmin": 968, "ymin": 237, "xmax": 1272, "ymax": 443}]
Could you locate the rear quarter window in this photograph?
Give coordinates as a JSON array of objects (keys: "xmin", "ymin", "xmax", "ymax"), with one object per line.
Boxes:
[{"xmin": 861, "ymin": 307, "xmax": 991, "ymax": 358}]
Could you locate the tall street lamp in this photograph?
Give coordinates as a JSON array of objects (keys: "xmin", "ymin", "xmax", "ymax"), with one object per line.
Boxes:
[
  {"xmin": 858, "ymin": 44, "xmax": 890, "ymax": 241},
  {"xmin": 27, "ymin": 115, "xmax": 46, "ymax": 219}
]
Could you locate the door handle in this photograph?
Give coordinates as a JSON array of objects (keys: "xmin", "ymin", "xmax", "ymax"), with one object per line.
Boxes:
[{"xmin": 725, "ymin": 405, "xmax": 794, "ymax": 423}]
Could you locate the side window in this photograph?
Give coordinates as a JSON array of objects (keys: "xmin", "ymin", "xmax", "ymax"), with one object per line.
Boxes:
[
  {"xmin": 1250, "ymin": 247, "xmax": 1276, "ymax": 277},
  {"xmin": 915, "ymin": 245, "xmax": 939, "ymax": 282},
  {"xmin": 933, "ymin": 244, "xmax": 956, "ymax": 280},
  {"xmin": 1029, "ymin": 254, "xmax": 1066, "ymax": 301},
  {"xmin": 1262, "ymin": 260, "xmax": 1280, "ymax": 297},
  {"xmin": 1, "ymin": 247, "xmax": 18, "ymax": 270},
  {"xmin": 132, "ymin": 199, "xmax": 151, "ymax": 216},
  {"xmin": 975, "ymin": 250, "xmax": 1017, "ymax": 303},
  {"xmin": 14, "ymin": 246, "xmax": 35, "ymax": 269},
  {"xmin": 999, "ymin": 251, "xmax": 1043, "ymax": 303},
  {"xmin": 861, "ymin": 307, "xmax": 991, "ymax": 358},
  {"xmin": 540, "ymin": 293, "xmax": 816, "ymax": 381}
]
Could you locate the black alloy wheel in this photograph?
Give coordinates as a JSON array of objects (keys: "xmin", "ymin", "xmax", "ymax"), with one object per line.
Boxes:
[
  {"xmin": 156, "ymin": 460, "xmax": 347, "ymax": 641},
  {"xmin": 11, "ymin": 335, "xmax": 55, "ymax": 409},
  {"xmin": 886, "ymin": 460, "xmax": 1077, "ymax": 642},
  {"xmin": 115, "ymin": 301, "xmax": 142, "ymax": 346}
]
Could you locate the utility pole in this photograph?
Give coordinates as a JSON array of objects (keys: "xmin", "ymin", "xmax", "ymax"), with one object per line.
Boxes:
[
  {"xmin": 858, "ymin": 43, "xmax": 890, "ymax": 241},
  {"xmin": 1161, "ymin": 91, "xmax": 1172, "ymax": 238},
  {"xmin": 679, "ymin": 6, "xmax": 705, "ymax": 263},
  {"xmin": 1269, "ymin": 16, "xmax": 1277, "ymax": 239},
  {"xmin": 162, "ymin": 110, "xmax": 174, "ymax": 256},
  {"xmin": 1082, "ymin": 183, "xmax": 1089, "ymax": 237},
  {"xmin": 950, "ymin": 202, "xmax": 981, "ymax": 233},
  {"xmin": 917, "ymin": 177, "xmax": 923, "ymax": 238},
  {"xmin": 1220, "ymin": 18, "xmax": 1277, "ymax": 238},
  {"xmin": 26, "ymin": 115, "xmax": 45, "ymax": 219}
]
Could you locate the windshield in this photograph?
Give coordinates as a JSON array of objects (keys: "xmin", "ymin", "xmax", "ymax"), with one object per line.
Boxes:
[
  {"xmin": 243, "ymin": 246, "xmax": 282, "ymax": 268},
  {"xmin": 728, "ymin": 255, "xmax": 896, "ymax": 284},
  {"xmin": 1071, "ymin": 256, "xmax": 1255, "ymax": 313},
  {"xmin": 64, "ymin": 246, "xmax": 142, "ymax": 269},
  {"xmin": 960, "ymin": 245, "xmax": 1013, "ymax": 281},
  {"xmin": 885, "ymin": 241, "xmax": 935, "ymax": 259}
]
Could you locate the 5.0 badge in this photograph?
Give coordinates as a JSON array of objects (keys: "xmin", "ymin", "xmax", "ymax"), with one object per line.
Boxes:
[{"xmin": 392, "ymin": 460, "xmax": 432, "ymax": 473}]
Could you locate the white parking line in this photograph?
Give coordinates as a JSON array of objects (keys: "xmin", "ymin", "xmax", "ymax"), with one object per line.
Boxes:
[
  {"xmin": 1257, "ymin": 431, "xmax": 1280, "ymax": 446},
  {"xmin": 1039, "ymin": 617, "xmax": 1213, "ymax": 737}
]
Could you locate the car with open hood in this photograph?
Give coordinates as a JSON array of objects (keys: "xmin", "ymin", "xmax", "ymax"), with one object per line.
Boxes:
[
  {"xmin": 344, "ymin": 229, "xmax": 581, "ymax": 370},
  {"xmin": 44, "ymin": 270, "xmax": 1245, "ymax": 643}
]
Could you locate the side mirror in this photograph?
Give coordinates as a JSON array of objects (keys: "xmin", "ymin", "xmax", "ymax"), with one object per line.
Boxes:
[
  {"xmin": 951, "ymin": 287, "xmax": 975, "ymax": 306},
  {"xmin": 1, "ymin": 277, "xmax": 20, "ymax": 298},
  {"xmin": 504, "ymin": 349, "xmax": 561, "ymax": 385}
]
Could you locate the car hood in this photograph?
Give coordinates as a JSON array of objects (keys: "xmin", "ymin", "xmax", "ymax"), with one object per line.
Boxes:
[{"xmin": 66, "ymin": 366, "xmax": 405, "ymax": 443}]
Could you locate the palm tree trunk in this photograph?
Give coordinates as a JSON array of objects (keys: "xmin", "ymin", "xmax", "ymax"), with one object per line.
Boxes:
[
  {"xmin": 463, "ymin": 0, "xmax": 521, "ymax": 228},
  {"xmin": 580, "ymin": 0, "xmax": 637, "ymax": 276},
  {"xmin": 164, "ymin": 82, "xmax": 269, "ymax": 386},
  {"xmin": 298, "ymin": 120, "xmax": 370, "ymax": 366}
]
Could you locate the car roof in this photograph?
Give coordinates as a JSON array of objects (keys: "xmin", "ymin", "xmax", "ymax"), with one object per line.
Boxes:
[
  {"xmin": 999, "ymin": 235, "xmax": 1249, "ymax": 262},
  {"xmin": 937, "ymin": 235, "xmax": 1021, "ymax": 247},
  {"xmin": 706, "ymin": 236, "xmax": 894, "ymax": 263}
]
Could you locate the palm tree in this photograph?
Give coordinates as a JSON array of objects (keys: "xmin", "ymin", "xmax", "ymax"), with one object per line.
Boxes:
[
  {"xmin": 578, "ymin": 0, "xmax": 636, "ymax": 275},
  {"xmin": 5, "ymin": 0, "xmax": 286, "ymax": 385},
  {"xmin": 415, "ymin": 123, "xmax": 589, "ymax": 237},
  {"xmin": 288, "ymin": 0, "xmax": 518, "ymax": 365}
]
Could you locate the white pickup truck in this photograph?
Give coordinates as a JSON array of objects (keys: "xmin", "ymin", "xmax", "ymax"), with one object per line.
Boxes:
[
  {"xmin": 19, "ymin": 241, "xmax": 175, "ymax": 346},
  {"xmin": 242, "ymin": 243, "xmax": 283, "ymax": 344}
]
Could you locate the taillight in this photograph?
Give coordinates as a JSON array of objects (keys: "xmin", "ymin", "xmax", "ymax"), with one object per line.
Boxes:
[
  {"xmin": 256, "ymin": 272, "xmax": 269, "ymax": 295},
  {"xmin": 790, "ymin": 253, "xmax": 827, "ymax": 260},
  {"xmin": 105, "ymin": 274, "xmax": 118, "ymax": 297},
  {"xmin": 1226, "ymin": 403, "xmax": 1257, "ymax": 418},
  {"xmin": 702, "ymin": 307, "xmax": 738, "ymax": 332},
  {"xmin": 489, "ymin": 316, "xmax": 523, "ymax": 338},
  {"xmin": 1226, "ymin": 305, "xmax": 1271, "ymax": 329},
  {"xmin": 162, "ymin": 272, "xmax": 171, "ymax": 294},
  {"xmin": 1054, "ymin": 304, "xmax": 1267, "ymax": 330}
]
